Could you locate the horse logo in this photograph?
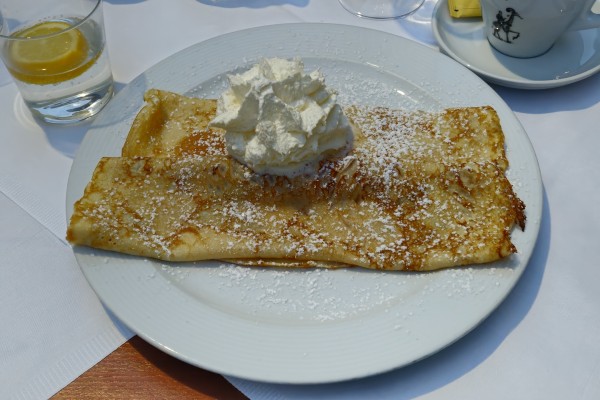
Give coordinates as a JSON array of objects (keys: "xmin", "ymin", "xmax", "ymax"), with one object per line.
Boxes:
[{"xmin": 492, "ymin": 8, "xmax": 523, "ymax": 43}]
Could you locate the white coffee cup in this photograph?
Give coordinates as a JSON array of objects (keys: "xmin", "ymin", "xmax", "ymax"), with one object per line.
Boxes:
[{"xmin": 480, "ymin": 0, "xmax": 600, "ymax": 58}]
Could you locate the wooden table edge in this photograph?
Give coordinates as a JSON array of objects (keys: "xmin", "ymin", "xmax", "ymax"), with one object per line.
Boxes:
[{"xmin": 52, "ymin": 336, "xmax": 248, "ymax": 399}]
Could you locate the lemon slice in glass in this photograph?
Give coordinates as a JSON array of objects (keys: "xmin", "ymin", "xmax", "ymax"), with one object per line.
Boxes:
[{"xmin": 7, "ymin": 21, "xmax": 92, "ymax": 85}]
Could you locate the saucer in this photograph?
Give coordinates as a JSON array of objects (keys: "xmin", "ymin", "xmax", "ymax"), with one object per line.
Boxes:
[{"xmin": 432, "ymin": 0, "xmax": 600, "ymax": 89}]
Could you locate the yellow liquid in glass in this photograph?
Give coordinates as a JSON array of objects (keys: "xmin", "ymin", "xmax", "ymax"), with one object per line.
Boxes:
[{"xmin": 6, "ymin": 21, "xmax": 98, "ymax": 85}]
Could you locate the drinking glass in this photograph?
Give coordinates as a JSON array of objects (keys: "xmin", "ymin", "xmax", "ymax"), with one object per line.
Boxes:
[
  {"xmin": 0, "ymin": 0, "xmax": 113, "ymax": 124},
  {"xmin": 339, "ymin": 0, "xmax": 425, "ymax": 19}
]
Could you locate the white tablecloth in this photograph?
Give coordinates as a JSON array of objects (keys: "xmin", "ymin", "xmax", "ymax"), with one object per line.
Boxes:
[{"xmin": 1, "ymin": 1, "xmax": 599, "ymax": 399}]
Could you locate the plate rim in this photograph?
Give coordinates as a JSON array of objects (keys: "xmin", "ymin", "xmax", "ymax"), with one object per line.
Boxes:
[{"xmin": 67, "ymin": 22, "xmax": 543, "ymax": 384}]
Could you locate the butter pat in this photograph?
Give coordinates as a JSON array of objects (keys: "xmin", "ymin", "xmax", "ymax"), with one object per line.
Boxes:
[
  {"xmin": 448, "ymin": 0, "xmax": 481, "ymax": 18},
  {"xmin": 210, "ymin": 58, "xmax": 354, "ymax": 177}
]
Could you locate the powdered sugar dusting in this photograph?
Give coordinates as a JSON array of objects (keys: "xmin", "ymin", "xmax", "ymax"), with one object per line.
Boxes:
[
  {"xmin": 74, "ymin": 57, "xmax": 524, "ymax": 327},
  {"xmin": 152, "ymin": 260, "xmax": 517, "ymax": 324},
  {"xmin": 187, "ymin": 58, "xmax": 443, "ymax": 113}
]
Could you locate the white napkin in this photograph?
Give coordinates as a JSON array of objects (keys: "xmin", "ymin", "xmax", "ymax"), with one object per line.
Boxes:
[
  {"xmin": 0, "ymin": 195, "xmax": 132, "ymax": 399},
  {"xmin": 0, "ymin": 82, "xmax": 133, "ymax": 399}
]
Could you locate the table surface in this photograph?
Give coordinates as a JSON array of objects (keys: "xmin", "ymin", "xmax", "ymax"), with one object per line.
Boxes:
[
  {"xmin": 52, "ymin": 336, "xmax": 247, "ymax": 400},
  {"xmin": 2, "ymin": 1, "xmax": 600, "ymax": 399}
]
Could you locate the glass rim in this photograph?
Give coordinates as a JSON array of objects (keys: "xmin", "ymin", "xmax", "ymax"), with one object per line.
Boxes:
[{"xmin": 0, "ymin": 0, "xmax": 102, "ymax": 40}]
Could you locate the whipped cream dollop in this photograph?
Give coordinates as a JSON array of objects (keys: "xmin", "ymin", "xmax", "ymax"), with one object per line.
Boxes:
[{"xmin": 210, "ymin": 57, "xmax": 354, "ymax": 177}]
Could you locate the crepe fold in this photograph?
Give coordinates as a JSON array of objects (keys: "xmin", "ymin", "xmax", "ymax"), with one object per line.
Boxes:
[{"xmin": 67, "ymin": 90, "xmax": 525, "ymax": 271}]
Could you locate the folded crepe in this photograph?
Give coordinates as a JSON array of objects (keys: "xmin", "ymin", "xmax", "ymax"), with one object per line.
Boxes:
[{"xmin": 67, "ymin": 90, "xmax": 525, "ymax": 271}]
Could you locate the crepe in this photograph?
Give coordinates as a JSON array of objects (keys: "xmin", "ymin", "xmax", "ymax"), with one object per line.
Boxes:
[
  {"xmin": 67, "ymin": 90, "xmax": 525, "ymax": 271},
  {"xmin": 119, "ymin": 89, "xmax": 351, "ymax": 269},
  {"xmin": 122, "ymin": 89, "xmax": 226, "ymax": 158}
]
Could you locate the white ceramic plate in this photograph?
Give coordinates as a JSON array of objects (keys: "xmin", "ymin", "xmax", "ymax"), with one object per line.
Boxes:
[
  {"xmin": 432, "ymin": 0, "xmax": 600, "ymax": 89},
  {"xmin": 67, "ymin": 23, "xmax": 542, "ymax": 384}
]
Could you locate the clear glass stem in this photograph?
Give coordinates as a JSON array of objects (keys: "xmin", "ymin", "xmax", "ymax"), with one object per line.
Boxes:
[{"xmin": 339, "ymin": 0, "xmax": 425, "ymax": 19}]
